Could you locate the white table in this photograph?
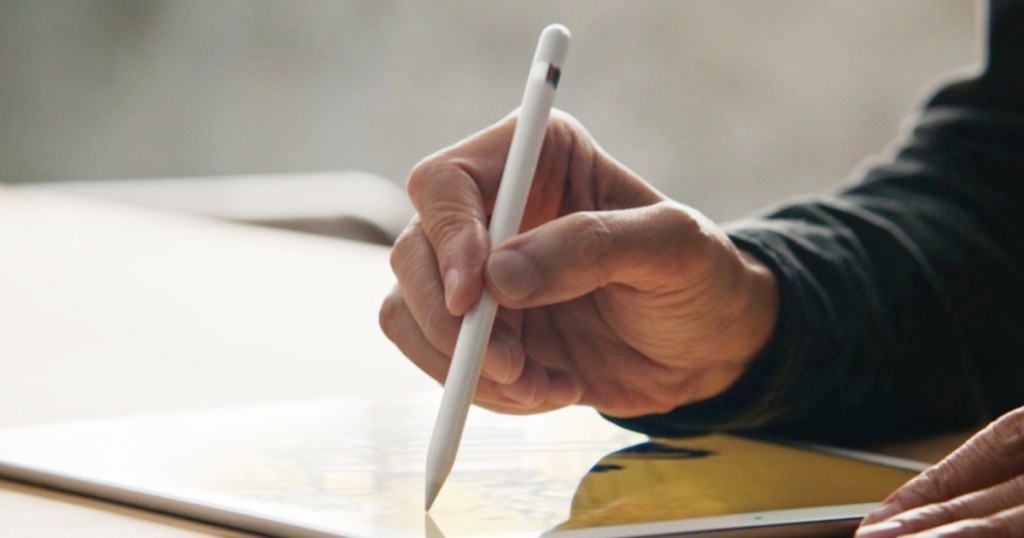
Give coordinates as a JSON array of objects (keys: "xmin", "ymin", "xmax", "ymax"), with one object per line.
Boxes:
[
  {"xmin": 0, "ymin": 187, "xmax": 969, "ymax": 537},
  {"xmin": 0, "ymin": 186, "xmax": 432, "ymax": 536}
]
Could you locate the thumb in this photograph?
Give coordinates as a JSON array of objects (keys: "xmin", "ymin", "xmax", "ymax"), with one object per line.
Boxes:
[{"xmin": 485, "ymin": 201, "xmax": 718, "ymax": 308}]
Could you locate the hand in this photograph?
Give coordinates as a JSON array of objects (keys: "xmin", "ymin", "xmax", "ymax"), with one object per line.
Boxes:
[
  {"xmin": 856, "ymin": 407, "xmax": 1024, "ymax": 538},
  {"xmin": 380, "ymin": 111, "xmax": 778, "ymax": 416}
]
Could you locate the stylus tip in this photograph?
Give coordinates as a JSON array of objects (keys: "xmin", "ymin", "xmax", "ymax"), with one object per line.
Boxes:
[{"xmin": 425, "ymin": 481, "xmax": 441, "ymax": 511}]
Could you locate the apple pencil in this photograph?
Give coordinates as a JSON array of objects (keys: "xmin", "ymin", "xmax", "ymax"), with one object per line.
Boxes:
[{"xmin": 425, "ymin": 24, "xmax": 570, "ymax": 511}]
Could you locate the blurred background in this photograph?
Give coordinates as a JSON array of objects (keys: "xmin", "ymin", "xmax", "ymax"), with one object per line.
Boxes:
[{"xmin": 0, "ymin": 0, "xmax": 977, "ymax": 226}]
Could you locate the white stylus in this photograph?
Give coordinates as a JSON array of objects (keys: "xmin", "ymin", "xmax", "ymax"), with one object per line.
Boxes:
[{"xmin": 424, "ymin": 24, "xmax": 570, "ymax": 511}]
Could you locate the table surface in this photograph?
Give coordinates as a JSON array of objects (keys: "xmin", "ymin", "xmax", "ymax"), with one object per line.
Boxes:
[{"xmin": 0, "ymin": 187, "xmax": 971, "ymax": 537}]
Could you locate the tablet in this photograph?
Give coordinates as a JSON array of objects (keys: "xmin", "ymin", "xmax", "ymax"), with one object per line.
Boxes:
[{"xmin": 0, "ymin": 396, "xmax": 925, "ymax": 538}]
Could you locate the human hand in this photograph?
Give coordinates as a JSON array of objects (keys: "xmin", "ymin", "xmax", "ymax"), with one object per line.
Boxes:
[
  {"xmin": 380, "ymin": 111, "xmax": 778, "ymax": 417},
  {"xmin": 855, "ymin": 407, "xmax": 1024, "ymax": 537}
]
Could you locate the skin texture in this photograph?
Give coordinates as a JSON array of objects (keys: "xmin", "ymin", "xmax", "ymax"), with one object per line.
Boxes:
[
  {"xmin": 855, "ymin": 407, "xmax": 1024, "ymax": 538},
  {"xmin": 380, "ymin": 111, "xmax": 779, "ymax": 417}
]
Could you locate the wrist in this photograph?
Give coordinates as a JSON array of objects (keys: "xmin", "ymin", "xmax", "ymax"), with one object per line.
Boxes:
[
  {"xmin": 734, "ymin": 249, "xmax": 780, "ymax": 366},
  {"xmin": 683, "ymin": 244, "xmax": 780, "ymax": 405}
]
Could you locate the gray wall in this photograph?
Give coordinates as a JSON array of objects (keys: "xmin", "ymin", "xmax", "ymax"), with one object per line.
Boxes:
[{"xmin": 0, "ymin": 1, "xmax": 977, "ymax": 221}]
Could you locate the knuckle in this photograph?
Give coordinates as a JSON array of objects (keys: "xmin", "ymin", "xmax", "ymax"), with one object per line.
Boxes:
[
  {"xmin": 535, "ymin": 119, "xmax": 574, "ymax": 183},
  {"xmin": 406, "ymin": 156, "xmax": 442, "ymax": 201},
  {"xmin": 926, "ymin": 461, "xmax": 970, "ymax": 501},
  {"xmin": 987, "ymin": 408, "xmax": 1024, "ymax": 449},
  {"xmin": 888, "ymin": 477, "xmax": 938, "ymax": 513},
  {"xmin": 964, "ymin": 410, "xmax": 1024, "ymax": 480},
  {"xmin": 654, "ymin": 200, "xmax": 702, "ymax": 235},
  {"xmin": 654, "ymin": 202, "xmax": 713, "ymax": 259},
  {"xmin": 548, "ymin": 108, "xmax": 580, "ymax": 129},
  {"xmin": 407, "ymin": 159, "xmax": 481, "ymax": 229},
  {"xmin": 429, "ymin": 210, "xmax": 476, "ymax": 258},
  {"xmin": 565, "ymin": 212, "xmax": 615, "ymax": 268},
  {"xmin": 545, "ymin": 111, "xmax": 584, "ymax": 154},
  {"xmin": 903, "ymin": 501, "xmax": 960, "ymax": 533},
  {"xmin": 389, "ymin": 224, "xmax": 428, "ymax": 279}
]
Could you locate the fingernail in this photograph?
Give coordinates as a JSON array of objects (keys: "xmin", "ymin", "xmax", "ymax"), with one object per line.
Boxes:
[
  {"xmin": 854, "ymin": 520, "xmax": 903, "ymax": 538},
  {"xmin": 443, "ymin": 268, "xmax": 460, "ymax": 312},
  {"xmin": 487, "ymin": 250, "xmax": 538, "ymax": 301}
]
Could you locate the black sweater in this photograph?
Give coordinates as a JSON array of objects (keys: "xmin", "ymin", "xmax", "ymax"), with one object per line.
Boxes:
[{"xmin": 609, "ymin": 0, "xmax": 1024, "ymax": 446}]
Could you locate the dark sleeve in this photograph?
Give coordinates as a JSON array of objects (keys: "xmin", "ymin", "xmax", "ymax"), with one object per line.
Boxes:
[{"xmin": 607, "ymin": 0, "xmax": 1024, "ymax": 446}]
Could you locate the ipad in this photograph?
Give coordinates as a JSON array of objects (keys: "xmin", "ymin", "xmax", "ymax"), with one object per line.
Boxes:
[{"xmin": 0, "ymin": 396, "xmax": 925, "ymax": 538}]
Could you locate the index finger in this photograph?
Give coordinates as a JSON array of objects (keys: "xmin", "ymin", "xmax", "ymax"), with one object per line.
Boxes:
[
  {"xmin": 863, "ymin": 407, "xmax": 1024, "ymax": 525},
  {"xmin": 405, "ymin": 115, "xmax": 518, "ymax": 316}
]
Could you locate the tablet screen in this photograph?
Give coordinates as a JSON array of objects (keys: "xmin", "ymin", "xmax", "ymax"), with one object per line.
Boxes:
[
  {"xmin": 558, "ymin": 434, "xmax": 918, "ymax": 531},
  {"xmin": 0, "ymin": 397, "xmax": 920, "ymax": 538}
]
